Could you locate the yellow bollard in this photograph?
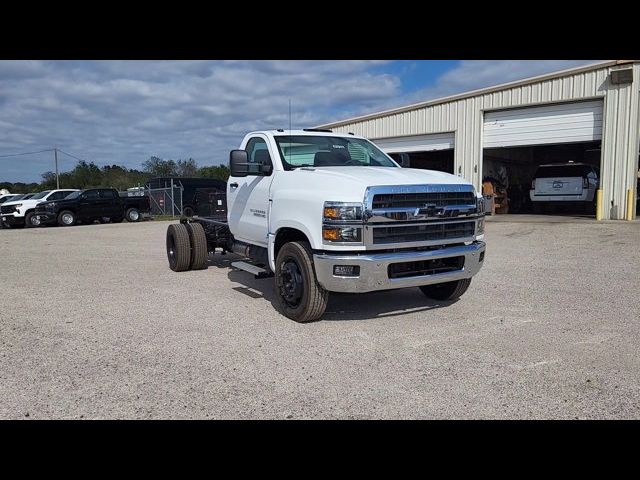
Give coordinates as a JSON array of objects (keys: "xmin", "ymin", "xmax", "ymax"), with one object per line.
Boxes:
[
  {"xmin": 596, "ymin": 189, "xmax": 603, "ymax": 221},
  {"xmin": 627, "ymin": 189, "xmax": 635, "ymax": 221}
]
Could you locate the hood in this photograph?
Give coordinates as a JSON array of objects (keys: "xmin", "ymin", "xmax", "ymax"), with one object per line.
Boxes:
[
  {"xmin": 279, "ymin": 166, "xmax": 475, "ymax": 203},
  {"xmin": 2, "ymin": 199, "xmax": 40, "ymax": 207},
  {"xmin": 297, "ymin": 166, "xmax": 469, "ymax": 187}
]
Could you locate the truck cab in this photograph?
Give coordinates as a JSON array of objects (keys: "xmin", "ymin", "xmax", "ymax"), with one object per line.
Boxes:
[{"xmin": 167, "ymin": 129, "xmax": 486, "ymax": 322}]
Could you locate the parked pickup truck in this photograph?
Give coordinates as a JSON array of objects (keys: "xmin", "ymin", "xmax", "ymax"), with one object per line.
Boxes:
[
  {"xmin": 1, "ymin": 189, "xmax": 78, "ymax": 228},
  {"xmin": 34, "ymin": 187, "xmax": 151, "ymax": 226},
  {"xmin": 165, "ymin": 129, "xmax": 486, "ymax": 322}
]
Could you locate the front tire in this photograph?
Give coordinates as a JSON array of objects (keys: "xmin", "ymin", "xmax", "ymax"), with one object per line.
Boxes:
[
  {"xmin": 57, "ymin": 210, "xmax": 76, "ymax": 227},
  {"xmin": 25, "ymin": 212, "xmax": 40, "ymax": 227},
  {"xmin": 419, "ymin": 278, "xmax": 472, "ymax": 301},
  {"xmin": 275, "ymin": 241, "xmax": 328, "ymax": 323}
]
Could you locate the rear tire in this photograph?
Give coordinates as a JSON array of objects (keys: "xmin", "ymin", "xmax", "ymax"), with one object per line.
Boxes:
[
  {"xmin": 125, "ymin": 208, "xmax": 140, "ymax": 222},
  {"xmin": 185, "ymin": 222, "xmax": 208, "ymax": 270},
  {"xmin": 166, "ymin": 223, "xmax": 191, "ymax": 272},
  {"xmin": 275, "ymin": 241, "xmax": 328, "ymax": 323},
  {"xmin": 57, "ymin": 210, "xmax": 76, "ymax": 227},
  {"xmin": 419, "ymin": 278, "xmax": 472, "ymax": 301}
]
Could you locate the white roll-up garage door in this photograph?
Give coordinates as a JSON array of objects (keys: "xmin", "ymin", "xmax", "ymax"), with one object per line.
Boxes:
[
  {"xmin": 483, "ymin": 100, "xmax": 603, "ymax": 148},
  {"xmin": 373, "ymin": 132, "xmax": 455, "ymax": 153}
]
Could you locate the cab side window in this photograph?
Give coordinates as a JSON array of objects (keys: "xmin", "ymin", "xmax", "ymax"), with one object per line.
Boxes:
[
  {"xmin": 245, "ymin": 137, "xmax": 272, "ymax": 175},
  {"xmin": 48, "ymin": 191, "xmax": 74, "ymax": 201},
  {"xmin": 99, "ymin": 189, "xmax": 116, "ymax": 199},
  {"xmin": 83, "ymin": 190, "xmax": 100, "ymax": 200}
]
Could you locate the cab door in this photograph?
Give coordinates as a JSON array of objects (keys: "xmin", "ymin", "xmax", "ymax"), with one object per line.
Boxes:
[
  {"xmin": 78, "ymin": 189, "xmax": 101, "ymax": 219},
  {"xmin": 227, "ymin": 135, "xmax": 274, "ymax": 247}
]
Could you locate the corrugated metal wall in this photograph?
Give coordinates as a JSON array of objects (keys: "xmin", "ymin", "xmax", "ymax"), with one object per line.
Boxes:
[{"xmin": 326, "ymin": 63, "xmax": 640, "ymax": 219}]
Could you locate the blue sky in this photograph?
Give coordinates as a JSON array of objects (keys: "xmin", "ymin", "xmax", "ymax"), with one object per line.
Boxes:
[{"xmin": 0, "ymin": 60, "xmax": 600, "ymax": 183}]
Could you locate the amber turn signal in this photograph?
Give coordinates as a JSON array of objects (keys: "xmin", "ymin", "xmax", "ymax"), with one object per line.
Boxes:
[
  {"xmin": 323, "ymin": 227, "xmax": 341, "ymax": 241},
  {"xmin": 323, "ymin": 207, "xmax": 340, "ymax": 219}
]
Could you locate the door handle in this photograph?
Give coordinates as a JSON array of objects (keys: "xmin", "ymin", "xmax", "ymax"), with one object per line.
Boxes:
[{"xmin": 229, "ymin": 182, "xmax": 238, "ymax": 189}]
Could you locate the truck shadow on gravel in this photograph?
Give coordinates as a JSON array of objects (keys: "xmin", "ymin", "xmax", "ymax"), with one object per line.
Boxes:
[{"xmin": 208, "ymin": 253, "xmax": 457, "ymax": 322}]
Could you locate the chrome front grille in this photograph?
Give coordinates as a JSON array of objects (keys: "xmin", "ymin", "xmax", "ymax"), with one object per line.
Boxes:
[
  {"xmin": 363, "ymin": 184, "xmax": 481, "ymax": 249},
  {"xmin": 372, "ymin": 191, "xmax": 476, "ymax": 209}
]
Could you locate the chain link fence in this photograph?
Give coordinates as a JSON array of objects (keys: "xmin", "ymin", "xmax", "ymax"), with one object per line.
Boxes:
[{"xmin": 144, "ymin": 179, "xmax": 184, "ymax": 217}]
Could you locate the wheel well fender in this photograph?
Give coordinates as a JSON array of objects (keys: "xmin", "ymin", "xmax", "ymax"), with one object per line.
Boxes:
[{"xmin": 273, "ymin": 227, "xmax": 311, "ymax": 264}]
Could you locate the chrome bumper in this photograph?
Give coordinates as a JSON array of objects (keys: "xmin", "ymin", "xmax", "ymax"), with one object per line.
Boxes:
[{"xmin": 313, "ymin": 241, "xmax": 485, "ymax": 293}]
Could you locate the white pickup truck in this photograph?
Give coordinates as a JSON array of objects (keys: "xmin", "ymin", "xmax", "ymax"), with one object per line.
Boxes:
[
  {"xmin": 1, "ymin": 189, "xmax": 78, "ymax": 228},
  {"xmin": 166, "ymin": 129, "xmax": 486, "ymax": 322}
]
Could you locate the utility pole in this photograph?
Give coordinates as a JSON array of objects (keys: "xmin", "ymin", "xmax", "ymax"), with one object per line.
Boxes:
[{"xmin": 54, "ymin": 148, "xmax": 60, "ymax": 189}]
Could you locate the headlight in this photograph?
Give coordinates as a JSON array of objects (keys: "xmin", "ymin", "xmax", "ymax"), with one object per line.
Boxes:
[
  {"xmin": 323, "ymin": 226, "xmax": 362, "ymax": 242},
  {"xmin": 477, "ymin": 197, "xmax": 485, "ymax": 214},
  {"xmin": 13, "ymin": 203, "xmax": 22, "ymax": 209},
  {"xmin": 46, "ymin": 202, "xmax": 56, "ymax": 209},
  {"xmin": 323, "ymin": 202, "xmax": 362, "ymax": 221}
]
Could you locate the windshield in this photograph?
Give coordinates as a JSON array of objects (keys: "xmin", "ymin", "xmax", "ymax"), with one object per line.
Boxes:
[
  {"xmin": 274, "ymin": 135, "xmax": 398, "ymax": 170},
  {"xmin": 31, "ymin": 190, "xmax": 51, "ymax": 200},
  {"xmin": 64, "ymin": 191, "xmax": 83, "ymax": 200},
  {"xmin": 23, "ymin": 193, "xmax": 35, "ymax": 200}
]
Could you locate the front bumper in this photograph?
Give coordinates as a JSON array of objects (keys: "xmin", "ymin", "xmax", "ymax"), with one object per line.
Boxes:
[
  {"xmin": 1, "ymin": 214, "xmax": 24, "ymax": 227},
  {"xmin": 313, "ymin": 241, "xmax": 486, "ymax": 293}
]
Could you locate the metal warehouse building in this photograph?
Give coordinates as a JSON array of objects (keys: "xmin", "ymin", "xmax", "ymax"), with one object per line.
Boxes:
[{"xmin": 318, "ymin": 60, "xmax": 640, "ymax": 220}]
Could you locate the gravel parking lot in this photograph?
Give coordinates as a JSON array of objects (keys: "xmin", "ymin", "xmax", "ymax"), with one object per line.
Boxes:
[{"xmin": 1, "ymin": 218, "xmax": 639, "ymax": 419}]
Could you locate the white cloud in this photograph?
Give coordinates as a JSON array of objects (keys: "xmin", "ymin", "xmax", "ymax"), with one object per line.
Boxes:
[{"xmin": 0, "ymin": 60, "xmax": 603, "ymax": 182}]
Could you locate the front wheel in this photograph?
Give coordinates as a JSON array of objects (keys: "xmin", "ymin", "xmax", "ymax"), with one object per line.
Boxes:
[
  {"xmin": 419, "ymin": 278, "xmax": 472, "ymax": 301},
  {"xmin": 25, "ymin": 212, "xmax": 40, "ymax": 227},
  {"xmin": 57, "ymin": 210, "xmax": 76, "ymax": 227},
  {"xmin": 275, "ymin": 241, "xmax": 329, "ymax": 323}
]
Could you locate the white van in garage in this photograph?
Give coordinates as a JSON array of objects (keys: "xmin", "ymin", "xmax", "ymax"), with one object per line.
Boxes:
[{"xmin": 530, "ymin": 162, "xmax": 599, "ymax": 213}]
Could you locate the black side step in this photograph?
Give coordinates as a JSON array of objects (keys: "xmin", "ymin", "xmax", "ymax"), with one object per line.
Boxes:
[{"xmin": 231, "ymin": 261, "xmax": 273, "ymax": 279}]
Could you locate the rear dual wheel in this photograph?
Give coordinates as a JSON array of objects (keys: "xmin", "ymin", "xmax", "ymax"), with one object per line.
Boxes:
[{"xmin": 166, "ymin": 222, "xmax": 208, "ymax": 272}]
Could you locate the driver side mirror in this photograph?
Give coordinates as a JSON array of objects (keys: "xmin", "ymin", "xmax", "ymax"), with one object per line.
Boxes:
[
  {"xmin": 398, "ymin": 153, "xmax": 410, "ymax": 168},
  {"xmin": 229, "ymin": 150, "xmax": 249, "ymax": 177}
]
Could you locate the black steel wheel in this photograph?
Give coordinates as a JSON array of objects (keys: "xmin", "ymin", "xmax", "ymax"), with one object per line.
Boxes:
[{"xmin": 275, "ymin": 241, "xmax": 328, "ymax": 323}]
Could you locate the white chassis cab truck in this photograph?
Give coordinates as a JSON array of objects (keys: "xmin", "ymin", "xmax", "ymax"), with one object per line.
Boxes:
[{"xmin": 166, "ymin": 129, "xmax": 486, "ymax": 322}]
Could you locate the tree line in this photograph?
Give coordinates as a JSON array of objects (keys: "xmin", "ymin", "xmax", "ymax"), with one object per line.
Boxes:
[{"xmin": 0, "ymin": 157, "xmax": 230, "ymax": 194}]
